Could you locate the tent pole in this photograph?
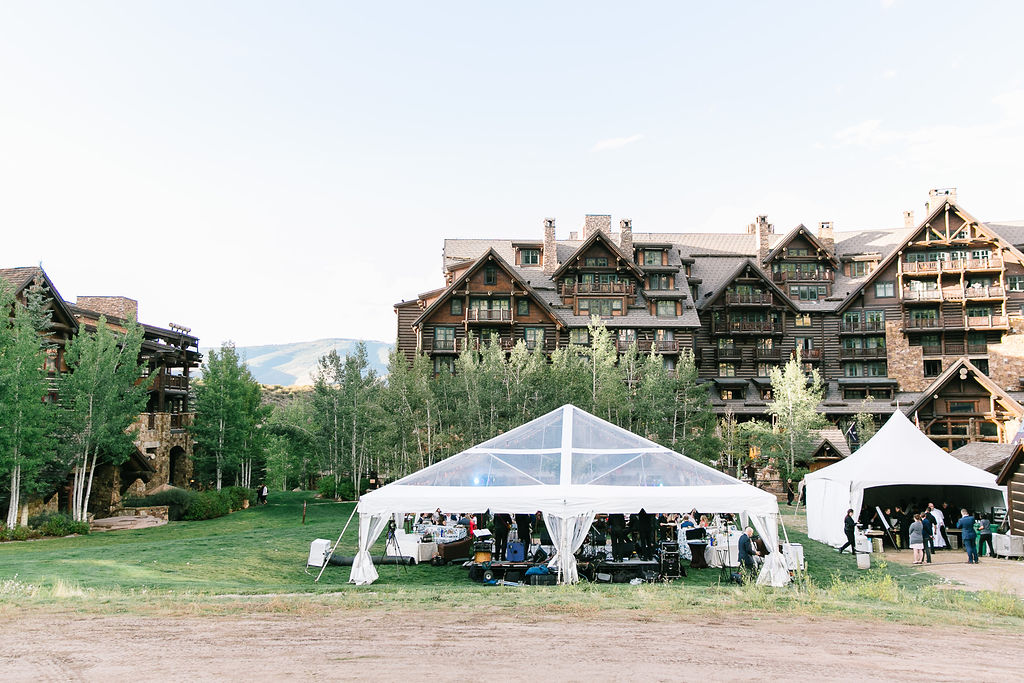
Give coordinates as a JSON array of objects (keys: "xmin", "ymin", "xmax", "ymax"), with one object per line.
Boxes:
[{"xmin": 316, "ymin": 504, "xmax": 358, "ymax": 583}]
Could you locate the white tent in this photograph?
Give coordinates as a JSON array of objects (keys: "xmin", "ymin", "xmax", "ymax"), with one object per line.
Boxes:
[
  {"xmin": 349, "ymin": 405, "xmax": 788, "ymax": 587},
  {"xmin": 805, "ymin": 410, "xmax": 1007, "ymax": 547}
]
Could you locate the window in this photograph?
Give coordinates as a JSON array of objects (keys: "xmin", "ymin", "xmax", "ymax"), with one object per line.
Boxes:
[
  {"xmin": 948, "ymin": 400, "xmax": 977, "ymax": 414},
  {"xmin": 618, "ymin": 329, "xmax": 637, "ymax": 344},
  {"xmin": 433, "ymin": 326, "xmax": 455, "ymax": 351},
  {"xmin": 579, "ymin": 298, "xmax": 622, "ymax": 316},
  {"xmin": 450, "ymin": 298, "xmax": 463, "ymax": 315},
  {"xmin": 656, "ymin": 301, "xmax": 676, "ymax": 317},
  {"xmin": 1009, "ymin": 276, "xmax": 1024, "ymax": 292},
  {"xmin": 789, "ymin": 285, "xmax": 824, "ymax": 300},
  {"xmin": 721, "ymin": 389, "xmax": 736, "ymax": 400},
  {"xmin": 865, "ymin": 336, "xmax": 886, "ymax": 349},
  {"xmin": 794, "ymin": 314, "xmax": 811, "ymax": 327},
  {"xmin": 865, "ymin": 310, "xmax": 885, "ymax": 326},
  {"xmin": 517, "ymin": 299, "xmax": 529, "ymax": 316},
  {"xmin": 584, "ymin": 257, "xmax": 608, "ymax": 267},
  {"xmin": 788, "ymin": 247, "xmax": 808, "ymax": 257},
  {"xmin": 718, "ymin": 363, "xmax": 736, "ymax": 377},
  {"xmin": 875, "ymin": 282, "xmax": 895, "ymax": 297},
  {"xmin": 663, "ymin": 357, "xmax": 676, "ymax": 371},
  {"xmin": 848, "ymin": 261, "xmax": 868, "ymax": 277},
  {"xmin": 570, "ymin": 328, "xmax": 589, "ymax": 345},
  {"xmin": 655, "ymin": 329, "xmax": 674, "ymax": 341},
  {"xmin": 795, "ymin": 337, "xmax": 814, "ymax": 351},
  {"xmin": 844, "ymin": 389, "xmax": 867, "ymax": 400},
  {"xmin": 648, "ymin": 274, "xmax": 670, "ymax": 290},
  {"xmin": 434, "ymin": 356, "xmax": 454, "ymax": 374},
  {"xmin": 523, "ymin": 327, "xmax": 544, "ymax": 350},
  {"xmin": 973, "ymin": 358, "xmax": 989, "ymax": 374},
  {"xmin": 967, "ymin": 306, "xmax": 991, "ymax": 318},
  {"xmin": 520, "ymin": 248, "xmax": 540, "ymax": 265},
  {"xmin": 866, "ymin": 361, "xmax": 887, "ymax": 377},
  {"xmin": 843, "ymin": 312, "xmax": 861, "ymax": 326},
  {"xmin": 844, "ymin": 363, "xmax": 863, "ymax": 377},
  {"xmin": 761, "ymin": 388, "xmax": 773, "ymax": 400},
  {"xmin": 484, "ymin": 266, "xmax": 497, "ymax": 286},
  {"xmin": 971, "ymin": 249, "xmax": 991, "ymax": 260},
  {"xmin": 644, "ymin": 250, "xmax": 662, "ymax": 266},
  {"xmin": 757, "ymin": 363, "xmax": 773, "ymax": 377}
]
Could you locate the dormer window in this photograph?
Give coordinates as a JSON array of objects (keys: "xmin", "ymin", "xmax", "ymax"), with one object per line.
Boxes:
[
  {"xmin": 520, "ymin": 249, "xmax": 540, "ymax": 266},
  {"xmin": 484, "ymin": 266, "xmax": 497, "ymax": 285},
  {"xmin": 643, "ymin": 250, "xmax": 662, "ymax": 266}
]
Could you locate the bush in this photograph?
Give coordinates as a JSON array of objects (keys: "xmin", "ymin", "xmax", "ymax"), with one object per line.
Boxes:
[
  {"xmin": 124, "ymin": 487, "xmax": 197, "ymax": 521},
  {"xmin": 221, "ymin": 486, "xmax": 250, "ymax": 512},
  {"xmin": 319, "ymin": 476, "xmax": 370, "ymax": 501},
  {"xmin": 317, "ymin": 476, "xmax": 338, "ymax": 499},
  {"xmin": 28, "ymin": 512, "xmax": 78, "ymax": 537},
  {"xmin": 182, "ymin": 491, "xmax": 230, "ymax": 521}
]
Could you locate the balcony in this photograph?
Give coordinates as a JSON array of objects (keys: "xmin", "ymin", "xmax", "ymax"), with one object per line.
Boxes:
[
  {"xmin": 148, "ymin": 374, "xmax": 189, "ymax": 391},
  {"xmin": 797, "ymin": 348, "xmax": 822, "ymax": 361},
  {"xmin": 840, "ymin": 320, "xmax": 886, "ymax": 334},
  {"xmin": 967, "ymin": 343, "xmax": 988, "ymax": 354},
  {"xmin": 922, "ymin": 345, "xmax": 942, "ymax": 356},
  {"xmin": 904, "ymin": 315, "xmax": 1007, "ymax": 330},
  {"xmin": 901, "ymin": 288, "xmax": 942, "ymax": 302},
  {"xmin": 713, "ymin": 320, "xmax": 780, "ymax": 335},
  {"xmin": 903, "ymin": 317, "xmax": 948, "ymax": 330},
  {"xmin": 839, "ymin": 347, "xmax": 887, "ymax": 359},
  {"xmin": 966, "ymin": 315, "xmax": 1007, "ymax": 329},
  {"xmin": 425, "ymin": 337, "xmax": 457, "ymax": 353},
  {"xmin": 963, "ymin": 285, "xmax": 1005, "ymax": 300},
  {"xmin": 755, "ymin": 347, "xmax": 782, "ymax": 361},
  {"xmin": 561, "ymin": 282, "xmax": 635, "ymax": 296},
  {"xmin": 724, "ymin": 292, "xmax": 773, "ymax": 305},
  {"xmin": 901, "ymin": 256, "xmax": 1004, "ymax": 274},
  {"xmin": 466, "ymin": 308, "xmax": 513, "ymax": 323},
  {"xmin": 616, "ymin": 339, "xmax": 638, "ymax": 353},
  {"xmin": 653, "ymin": 340, "xmax": 680, "ymax": 354},
  {"xmin": 771, "ymin": 270, "xmax": 834, "ymax": 283},
  {"xmin": 716, "ymin": 345, "xmax": 742, "ymax": 361},
  {"xmin": 902, "ymin": 286, "xmax": 1006, "ymax": 302}
]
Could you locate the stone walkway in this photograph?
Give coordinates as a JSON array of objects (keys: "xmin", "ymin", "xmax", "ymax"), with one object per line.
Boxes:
[{"xmin": 90, "ymin": 515, "xmax": 166, "ymax": 532}]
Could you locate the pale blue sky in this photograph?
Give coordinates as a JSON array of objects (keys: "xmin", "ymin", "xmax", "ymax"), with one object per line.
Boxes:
[{"xmin": 3, "ymin": 2, "xmax": 1022, "ymax": 346}]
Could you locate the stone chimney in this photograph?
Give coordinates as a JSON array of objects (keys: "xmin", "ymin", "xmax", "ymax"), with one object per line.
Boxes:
[
  {"xmin": 581, "ymin": 214, "xmax": 612, "ymax": 241},
  {"xmin": 926, "ymin": 187, "xmax": 957, "ymax": 214},
  {"xmin": 817, "ymin": 221, "xmax": 835, "ymax": 254},
  {"xmin": 543, "ymin": 218, "xmax": 558, "ymax": 275},
  {"xmin": 619, "ymin": 219, "xmax": 633, "ymax": 259},
  {"xmin": 752, "ymin": 215, "xmax": 773, "ymax": 262},
  {"xmin": 904, "ymin": 210, "xmax": 915, "ymax": 227},
  {"xmin": 76, "ymin": 296, "xmax": 138, "ymax": 321}
]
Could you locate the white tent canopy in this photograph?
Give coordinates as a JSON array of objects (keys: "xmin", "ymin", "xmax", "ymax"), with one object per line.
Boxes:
[
  {"xmin": 805, "ymin": 409, "xmax": 1007, "ymax": 547},
  {"xmin": 349, "ymin": 405, "xmax": 788, "ymax": 587}
]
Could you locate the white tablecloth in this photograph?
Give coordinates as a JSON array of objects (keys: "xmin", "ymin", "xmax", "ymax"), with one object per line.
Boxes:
[
  {"xmin": 782, "ymin": 542, "xmax": 804, "ymax": 570},
  {"xmin": 704, "ymin": 530, "xmax": 742, "ymax": 568}
]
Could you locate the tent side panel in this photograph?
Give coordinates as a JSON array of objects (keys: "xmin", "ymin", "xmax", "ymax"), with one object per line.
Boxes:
[{"xmin": 806, "ymin": 479, "xmax": 850, "ymax": 547}]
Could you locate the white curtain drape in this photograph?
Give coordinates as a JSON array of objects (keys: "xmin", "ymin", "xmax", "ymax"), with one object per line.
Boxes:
[
  {"xmin": 349, "ymin": 513, "xmax": 390, "ymax": 586},
  {"xmin": 750, "ymin": 513, "xmax": 790, "ymax": 587},
  {"xmin": 542, "ymin": 511, "xmax": 595, "ymax": 584}
]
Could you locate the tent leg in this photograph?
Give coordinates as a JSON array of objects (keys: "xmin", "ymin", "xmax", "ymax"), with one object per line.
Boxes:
[{"xmin": 315, "ymin": 505, "xmax": 358, "ymax": 583}]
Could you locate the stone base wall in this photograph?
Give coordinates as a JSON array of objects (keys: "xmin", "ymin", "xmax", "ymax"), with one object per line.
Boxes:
[
  {"xmin": 135, "ymin": 413, "xmax": 194, "ymax": 493},
  {"xmin": 886, "ymin": 321, "xmax": 927, "ymax": 391},
  {"xmin": 120, "ymin": 505, "xmax": 170, "ymax": 521},
  {"xmin": 987, "ymin": 318, "xmax": 1024, "ymax": 392}
]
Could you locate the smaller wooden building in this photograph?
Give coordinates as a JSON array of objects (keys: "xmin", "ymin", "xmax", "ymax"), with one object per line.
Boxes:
[{"xmin": 996, "ymin": 444, "xmax": 1024, "ymax": 536}]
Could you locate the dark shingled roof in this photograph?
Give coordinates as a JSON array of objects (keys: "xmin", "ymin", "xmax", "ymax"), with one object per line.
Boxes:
[{"xmin": 949, "ymin": 443, "xmax": 1013, "ymax": 473}]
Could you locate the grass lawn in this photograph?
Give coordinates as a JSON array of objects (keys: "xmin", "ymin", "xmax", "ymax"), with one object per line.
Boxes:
[{"xmin": 1, "ymin": 492, "xmax": 1021, "ymax": 627}]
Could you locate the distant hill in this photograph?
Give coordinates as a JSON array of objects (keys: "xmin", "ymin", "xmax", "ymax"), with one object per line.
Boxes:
[{"xmin": 200, "ymin": 339, "xmax": 393, "ymax": 386}]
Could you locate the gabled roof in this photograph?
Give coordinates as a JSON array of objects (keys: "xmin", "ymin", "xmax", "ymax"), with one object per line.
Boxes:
[
  {"xmin": 551, "ymin": 229, "xmax": 645, "ymax": 281},
  {"xmin": 837, "ymin": 199, "xmax": 1024, "ymax": 312},
  {"xmin": 762, "ymin": 224, "xmax": 839, "ymax": 267},
  {"xmin": 810, "ymin": 427, "xmax": 853, "ymax": 460},
  {"xmin": 908, "ymin": 358, "xmax": 1024, "ymax": 418},
  {"xmin": 950, "ymin": 442, "xmax": 1013, "ymax": 474},
  {"xmin": 697, "ymin": 258, "xmax": 799, "ymax": 312},
  {"xmin": 412, "ymin": 248, "xmax": 562, "ymax": 329},
  {"xmin": 996, "ymin": 441, "xmax": 1024, "ymax": 486},
  {"xmin": 0, "ymin": 265, "xmax": 79, "ymax": 335}
]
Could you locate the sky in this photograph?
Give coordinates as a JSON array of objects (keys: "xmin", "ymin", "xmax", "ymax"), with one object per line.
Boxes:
[{"xmin": 3, "ymin": 1, "xmax": 1023, "ymax": 347}]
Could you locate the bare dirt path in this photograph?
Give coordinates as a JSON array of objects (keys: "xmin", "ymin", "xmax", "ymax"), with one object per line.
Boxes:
[
  {"xmin": 880, "ymin": 547, "xmax": 1024, "ymax": 595},
  {"xmin": 1, "ymin": 609, "xmax": 1017, "ymax": 682}
]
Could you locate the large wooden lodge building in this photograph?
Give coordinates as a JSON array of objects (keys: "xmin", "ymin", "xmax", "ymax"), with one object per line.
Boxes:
[
  {"xmin": 396, "ymin": 189, "xmax": 1024, "ymax": 454},
  {"xmin": 1, "ymin": 266, "xmax": 200, "ymax": 518}
]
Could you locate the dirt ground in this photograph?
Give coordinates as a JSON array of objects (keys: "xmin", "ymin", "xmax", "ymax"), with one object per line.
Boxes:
[
  {"xmin": 2, "ymin": 609, "xmax": 1019, "ymax": 682},
  {"xmin": 879, "ymin": 547, "xmax": 1024, "ymax": 595}
]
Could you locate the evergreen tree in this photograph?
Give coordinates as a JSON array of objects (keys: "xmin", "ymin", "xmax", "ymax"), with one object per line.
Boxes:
[
  {"xmin": 766, "ymin": 350, "xmax": 827, "ymax": 473},
  {"xmin": 0, "ymin": 280, "xmax": 54, "ymax": 527},
  {"xmin": 58, "ymin": 316, "xmax": 148, "ymax": 521}
]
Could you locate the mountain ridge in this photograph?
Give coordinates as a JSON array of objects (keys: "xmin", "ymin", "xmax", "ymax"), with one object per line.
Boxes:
[{"xmin": 200, "ymin": 338, "xmax": 393, "ymax": 386}]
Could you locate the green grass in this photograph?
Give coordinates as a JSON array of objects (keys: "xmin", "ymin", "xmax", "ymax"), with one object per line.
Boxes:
[{"xmin": 0, "ymin": 492, "xmax": 1020, "ymax": 629}]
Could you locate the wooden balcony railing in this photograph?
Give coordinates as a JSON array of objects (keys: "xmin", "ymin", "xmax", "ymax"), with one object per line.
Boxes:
[
  {"xmin": 839, "ymin": 347, "xmax": 887, "ymax": 359},
  {"xmin": 967, "ymin": 315, "xmax": 1007, "ymax": 329},
  {"xmin": 425, "ymin": 337, "xmax": 457, "ymax": 352},
  {"xmin": 967, "ymin": 343, "xmax": 988, "ymax": 354},
  {"xmin": 724, "ymin": 292, "xmax": 773, "ymax": 305},
  {"xmin": 148, "ymin": 374, "xmax": 189, "ymax": 391},
  {"xmin": 840, "ymin": 320, "xmax": 886, "ymax": 333},
  {"xmin": 771, "ymin": 270, "xmax": 834, "ymax": 283},
  {"xmin": 716, "ymin": 345, "xmax": 742, "ymax": 360},
  {"xmin": 466, "ymin": 309, "xmax": 512, "ymax": 322},
  {"xmin": 904, "ymin": 317, "xmax": 945, "ymax": 330},
  {"xmin": 902, "ymin": 257, "xmax": 1004, "ymax": 274},
  {"xmin": 714, "ymin": 320, "xmax": 779, "ymax": 334},
  {"xmin": 901, "ymin": 288, "xmax": 942, "ymax": 301},
  {"xmin": 560, "ymin": 282, "xmax": 635, "ymax": 296},
  {"xmin": 903, "ymin": 286, "xmax": 1006, "ymax": 302},
  {"xmin": 653, "ymin": 339, "xmax": 680, "ymax": 353},
  {"xmin": 963, "ymin": 285, "xmax": 1005, "ymax": 299},
  {"xmin": 755, "ymin": 347, "xmax": 782, "ymax": 361},
  {"xmin": 904, "ymin": 315, "xmax": 1007, "ymax": 330},
  {"xmin": 922, "ymin": 345, "xmax": 942, "ymax": 356},
  {"xmin": 944, "ymin": 343, "xmax": 965, "ymax": 355},
  {"xmin": 616, "ymin": 339, "xmax": 638, "ymax": 353},
  {"xmin": 797, "ymin": 348, "xmax": 822, "ymax": 361}
]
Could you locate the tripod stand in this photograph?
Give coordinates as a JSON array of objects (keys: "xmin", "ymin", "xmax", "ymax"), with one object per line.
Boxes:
[{"xmin": 380, "ymin": 519, "xmax": 408, "ymax": 577}]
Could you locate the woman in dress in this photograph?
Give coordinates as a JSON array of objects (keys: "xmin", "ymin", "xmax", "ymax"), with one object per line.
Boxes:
[{"xmin": 908, "ymin": 513, "xmax": 925, "ymax": 564}]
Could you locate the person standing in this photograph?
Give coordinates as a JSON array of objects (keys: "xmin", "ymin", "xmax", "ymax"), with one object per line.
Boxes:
[
  {"xmin": 492, "ymin": 513, "xmax": 511, "ymax": 561},
  {"xmin": 956, "ymin": 509, "xmax": 978, "ymax": 564},
  {"xmin": 838, "ymin": 509, "xmax": 857, "ymax": 554},
  {"xmin": 260, "ymin": 483, "xmax": 269, "ymax": 505},
  {"xmin": 514, "ymin": 513, "xmax": 533, "ymax": 554},
  {"xmin": 636, "ymin": 509, "xmax": 655, "ymax": 560},
  {"xmin": 786, "ymin": 478, "xmax": 795, "ymax": 506},
  {"xmin": 976, "ymin": 516, "xmax": 994, "ymax": 558},
  {"xmin": 908, "ymin": 514, "xmax": 925, "ymax": 564},
  {"xmin": 895, "ymin": 505, "xmax": 911, "ymax": 550},
  {"xmin": 921, "ymin": 509, "xmax": 934, "ymax": 564},
  {"xmin": 929, "ymin": 503, "xmax": 947, "ymax": 550},
  {"xmin": 608, "ymin": 514, "xmax": 628, "ymax": 561}
]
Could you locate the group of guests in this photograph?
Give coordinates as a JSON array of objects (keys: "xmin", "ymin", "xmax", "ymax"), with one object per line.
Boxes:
[{"xmin": 490, "ymin": 512, "xmax": 540, "ymax": 561}]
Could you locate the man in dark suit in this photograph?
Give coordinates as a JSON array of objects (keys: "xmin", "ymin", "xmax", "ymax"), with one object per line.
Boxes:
[
  {"xmin": 608, "ymin": 514, "xmax": 628, "ymax": 560},
  {"xmin": 492, "ymin": 513, "xmax": 511, "ymax": 561},
  {"xmin": 514, "ymin": 513, "xmax": 533, "ymax": 553},
  {"xmin": 636, "ymin": 509, "xmax": 655, "ymax": 560},
  {"xmin": 736, "ymin": 527, "xmax": 760, "ymax": 583},
  {"xmin": 838, "ymin": 508, "xmax": 857, "ymax": 554}
]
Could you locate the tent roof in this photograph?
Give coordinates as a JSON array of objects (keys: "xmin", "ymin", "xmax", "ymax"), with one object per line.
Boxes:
[
  {"xmin": 804, "ymin": 409, "xmax": 1003, "ymax": 493},
  {"xmin": 358, "ymin": 405, "xmax": 779, "ymax": 516}
]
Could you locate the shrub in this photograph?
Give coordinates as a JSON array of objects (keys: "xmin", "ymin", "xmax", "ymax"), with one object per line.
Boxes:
[
  {"xmin": 34, "ymin": 513, "xmax": 75, "ymax": 537},
  {"xmin": 11, "ymin": 526, "xmax": 33, "ymax": 541},
  {"xmin": 317, "ymin": 476, "xmax": 338, "ymax": 499},
  {"xmin": 124, "ymin": 487, "xmax": 197, "ymax": 521},
  {"xmin": 221, "ymin": 486, "xmax": 250, "ymax": 512},
  {"xmin": 182, "ymin": 491, "xmax": 230, "ymax": 521}
]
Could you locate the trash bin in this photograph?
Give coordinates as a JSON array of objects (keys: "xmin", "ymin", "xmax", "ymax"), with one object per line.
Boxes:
[
  {"xmin": 857, "ymin": 552, "xmax": 871, "ymax": 570},
  {"xmin": 871, "ymin": 537, "xmax": 883, "ymax": 554}
]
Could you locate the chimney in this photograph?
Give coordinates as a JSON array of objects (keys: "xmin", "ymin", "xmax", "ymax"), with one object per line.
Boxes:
[
  {"xmin": 619, "ymin": 219, "xmax": 633, "ymax": 259},
  {"xmin": 581, "ymin": 214, "xmax": 612, "ymax": 241},
  {"xmin": 904, "ymin": 210, "xmax": 915, "ymax": 227},
  {"xmin": 543, "ymin": 218, "xmax": 558, "ymax": 275},
  {"xmin": 817, "ymin": 221, "xmax": 835, "ymax": 254},
  {"xmin": 926, "ymin": 187, "xmax": 957, "ymax": 213},
  {"xmin": 754, "ymin": 215, "xmax": 773, "ymax": 262},
  {"xmin": 76, "ymin": 296, "xmax": 138, "ymax": 322}
]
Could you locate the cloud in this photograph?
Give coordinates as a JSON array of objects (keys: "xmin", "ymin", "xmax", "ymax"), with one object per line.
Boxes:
[
  {"xmin": 591, "ymin": 134, "xmax": 643, "ymax": 152},
  {"xmin": 881, "ymin": 0, "xmax": 898, "ymax": 8},
  {"xmin": 882, "ymin": 68, "xmax": 897, "ymax": 79}
]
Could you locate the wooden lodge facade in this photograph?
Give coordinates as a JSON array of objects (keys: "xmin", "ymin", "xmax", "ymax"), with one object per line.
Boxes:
[
  {"xmin": 396, "ymin": 190, "xmax": 1024, "ymax": 455},
  {"xmin": 1, "ymin": 267, "xmax": 201, "ymax": 518}
]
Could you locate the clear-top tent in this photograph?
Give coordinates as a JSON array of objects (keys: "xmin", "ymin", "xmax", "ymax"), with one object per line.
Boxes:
[{"xmin": 349, "ymin": 405, "xmax": 787, "ymax": 586}]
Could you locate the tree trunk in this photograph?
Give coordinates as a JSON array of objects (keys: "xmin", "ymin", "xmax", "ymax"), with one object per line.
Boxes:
[
  {"xmin": 6, "ymin": 464, "xmax": 20, "ymax": 529},
  {"xmin": 80, "ymin": 446, "xmax": 99, "ymax": 523}
]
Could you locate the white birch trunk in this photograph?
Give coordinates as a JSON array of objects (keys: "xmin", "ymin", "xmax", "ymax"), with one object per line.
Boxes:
[{"xmin": 6, "ymin": 464, "xmax": 20, "ymax": 529}]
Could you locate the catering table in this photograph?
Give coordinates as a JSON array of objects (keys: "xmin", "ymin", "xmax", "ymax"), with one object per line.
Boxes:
[
  {"xmin": 705, "ymin": 530, "xmax": 741, "ymax": 568},
  {"xmin": 781, "ymin": 542, "xmax": 804, "ymax": 571},
  {"xmin": 413, "ymin": 524, "xmax": 467, "ymax": 543},
  {"xmin": 688, "ymin": 542, "xmax": 709, "ymax": 569},
  {"xmin": 394, "ymin": 531, "xmax": 438, "ymax": 564}
]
